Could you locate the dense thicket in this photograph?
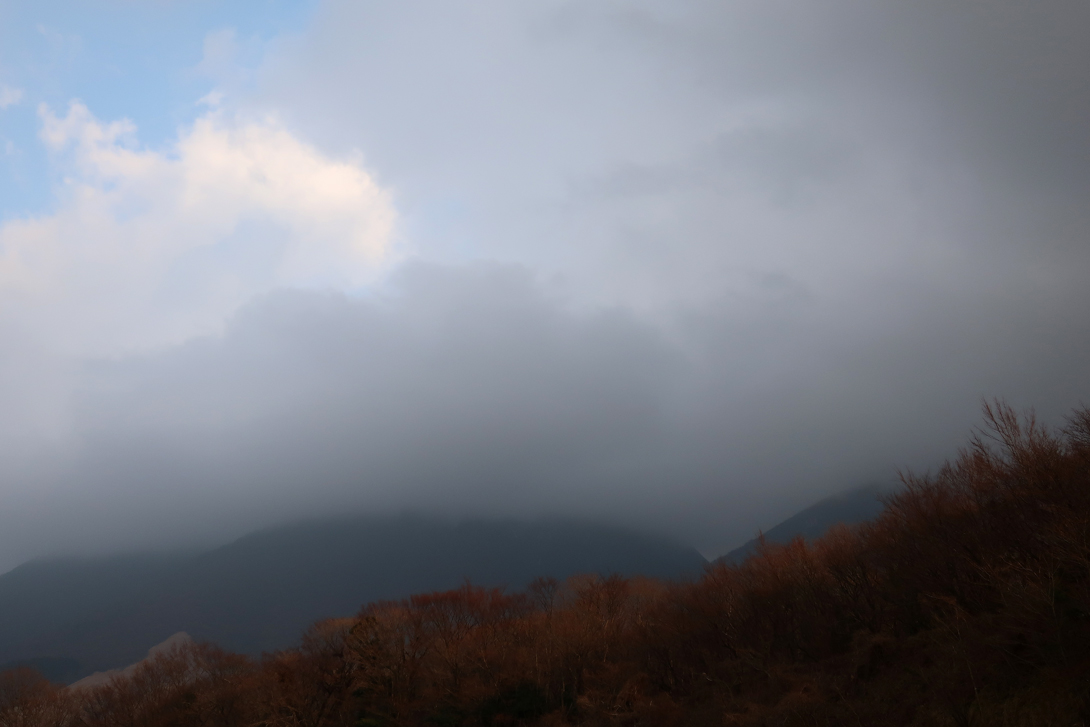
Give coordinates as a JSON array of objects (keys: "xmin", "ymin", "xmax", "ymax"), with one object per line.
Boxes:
[{"xmin": 3, "ymin": 402, "xmax": 1089, "ymax": 726}]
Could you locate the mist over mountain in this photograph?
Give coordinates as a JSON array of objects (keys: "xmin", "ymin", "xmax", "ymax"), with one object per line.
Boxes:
[
  {"xmin": 0, "ymin": 2, "xmax": 1086, "ymax": 721},
  {"xmin": 0, "ymin": 0, "xmax": 1088, "ymax": 570},
  {"xmin": 0, "ymin": 516, "xmax": 705, "ymax": 681},
  {"xmin": 5, "ymin": 404, "xmax": 1089, "ymax": 725},
  {"xmin": 0, "ymin": 483, "xmax": 885, "ymax": 685}
]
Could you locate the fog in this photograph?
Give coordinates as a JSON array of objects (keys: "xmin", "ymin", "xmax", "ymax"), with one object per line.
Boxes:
[{"xmin": 0, "ymin": 0, "xmax": 1087, "ymax": 571}]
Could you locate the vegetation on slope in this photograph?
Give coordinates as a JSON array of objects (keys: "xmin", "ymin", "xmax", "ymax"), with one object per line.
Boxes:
[
  {"xmin": 2, "ymin": 401, "xmax": 1089, "ymax": 726},
  {"xmin": 718, "ymin": 483, "xmax": 887, "ymax": 564},
  {"xmin": 0, "ymin": 518, "xmax": 705, "ymax": 679}
]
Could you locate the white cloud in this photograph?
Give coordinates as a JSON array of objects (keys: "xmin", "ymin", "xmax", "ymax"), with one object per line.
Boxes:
[
  {"xmin": 198, "ymin": 90, "xmax": 226, "ymax": 108},
  {"xmin": 0, "ymin": 101, "xmax": 396, "ymax": 356},
  {"xmin": 0, "ymin": 85, "xmax": 23, "ymax": 109}
]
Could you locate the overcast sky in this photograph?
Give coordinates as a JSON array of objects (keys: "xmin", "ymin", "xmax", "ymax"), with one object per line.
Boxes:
[{"xmin": 0, "ymin": 0, "xmax": 1087, "ymax": 570}]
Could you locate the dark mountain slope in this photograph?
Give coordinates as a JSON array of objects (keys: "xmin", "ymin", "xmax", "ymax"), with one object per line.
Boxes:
[
  {"xmin": 0, "ymin": 553, "xmax": 190, "ymax": 674},
  {"xmin": 0, "ymin": 657, "xmax": 86, "ymax": 686},
  {"xmin": 0, "ymin": 516, "xmax": 706, "ymax": 680},
  {"xmin": 720, "ymin": 484, "xmax": 888, "ymax": 564}
]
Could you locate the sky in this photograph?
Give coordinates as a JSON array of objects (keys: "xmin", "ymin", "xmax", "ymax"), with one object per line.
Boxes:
[{"xmin": 0, "ymin": 0, "xmax": 1087, "ymax": 570}]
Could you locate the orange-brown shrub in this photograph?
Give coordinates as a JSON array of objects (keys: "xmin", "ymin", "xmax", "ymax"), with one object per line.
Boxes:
[{"xmin": 2, "ymin": 401, "xmax": 1087, "ymax": 726}]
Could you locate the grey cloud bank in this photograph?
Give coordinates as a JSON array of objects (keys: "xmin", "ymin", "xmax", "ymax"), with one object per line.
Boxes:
[
  {"xmin": 0, "ymin": 0, "xmax": 1088, "ymax": 571},
  {"xmin": 258, "ymin": 0, "xmax": 1090, "ymax": 302},
  {"xmin": 2, "ymin": 257, "xmax": 1086, "ymax": 570}
]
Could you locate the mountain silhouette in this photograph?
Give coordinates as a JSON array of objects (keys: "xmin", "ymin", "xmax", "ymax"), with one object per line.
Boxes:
[
  {"xmin": 719, "ymin": 484, "xmax": 888, "ymax": 564},
  {"xmin": 0, "ymin": 515, "xmax": 706, "ymax": 682}
]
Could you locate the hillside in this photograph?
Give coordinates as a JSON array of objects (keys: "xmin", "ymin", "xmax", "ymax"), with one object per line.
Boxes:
[
  {"xmin": 2, "ymin": 402, "xmax": 1086, "ymax": 726},
  {"xmin": 719, "ymin": 484, "xmax": 888, "ymax": 564},
  {"xmin": 0, "ymin": 516, "xmax": 706, "ymax": 681}
]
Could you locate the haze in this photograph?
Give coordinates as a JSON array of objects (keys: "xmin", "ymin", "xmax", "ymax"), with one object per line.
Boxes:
[{"xmin": 0, "ymin": 0, "xmax": 1087, "ymax": 571}]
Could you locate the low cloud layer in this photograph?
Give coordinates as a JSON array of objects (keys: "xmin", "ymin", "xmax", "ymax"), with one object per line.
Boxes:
[
  {"xmin": 2, "ymin": 258, "xmax": 1086, "ymax": 568},
  {"xmin": 0, "ymin": 0, "xmax": 1087, "ymax": 570}
]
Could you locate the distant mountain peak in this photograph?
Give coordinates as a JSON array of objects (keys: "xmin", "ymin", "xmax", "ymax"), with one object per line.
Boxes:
[
  {"xmin": 0, "ymin": 516, "xmax": 703, "ymax": 684},
  {"xmin": 718, "ymin": 484, "xmax": 888, "ymax": 565}
]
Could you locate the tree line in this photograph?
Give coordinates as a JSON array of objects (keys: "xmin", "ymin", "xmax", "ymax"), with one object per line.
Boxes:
[{"xmin": 2, "ymin": 401, "xmax": 1089, "ymax": 726}]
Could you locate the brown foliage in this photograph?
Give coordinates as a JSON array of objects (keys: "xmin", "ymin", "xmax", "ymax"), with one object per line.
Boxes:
[{"xmin": 4, "ymin": 401, "xmax": 1088, "ymax": 726}]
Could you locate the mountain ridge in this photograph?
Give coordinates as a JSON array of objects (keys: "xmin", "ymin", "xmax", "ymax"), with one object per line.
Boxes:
[
  {"xmin": 0, "ymin": 515, "xmax": 706, "ymax": 682},
  {"xmin": 718, "ymin": 484, "xmax": 890, "ymax": 564}
]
